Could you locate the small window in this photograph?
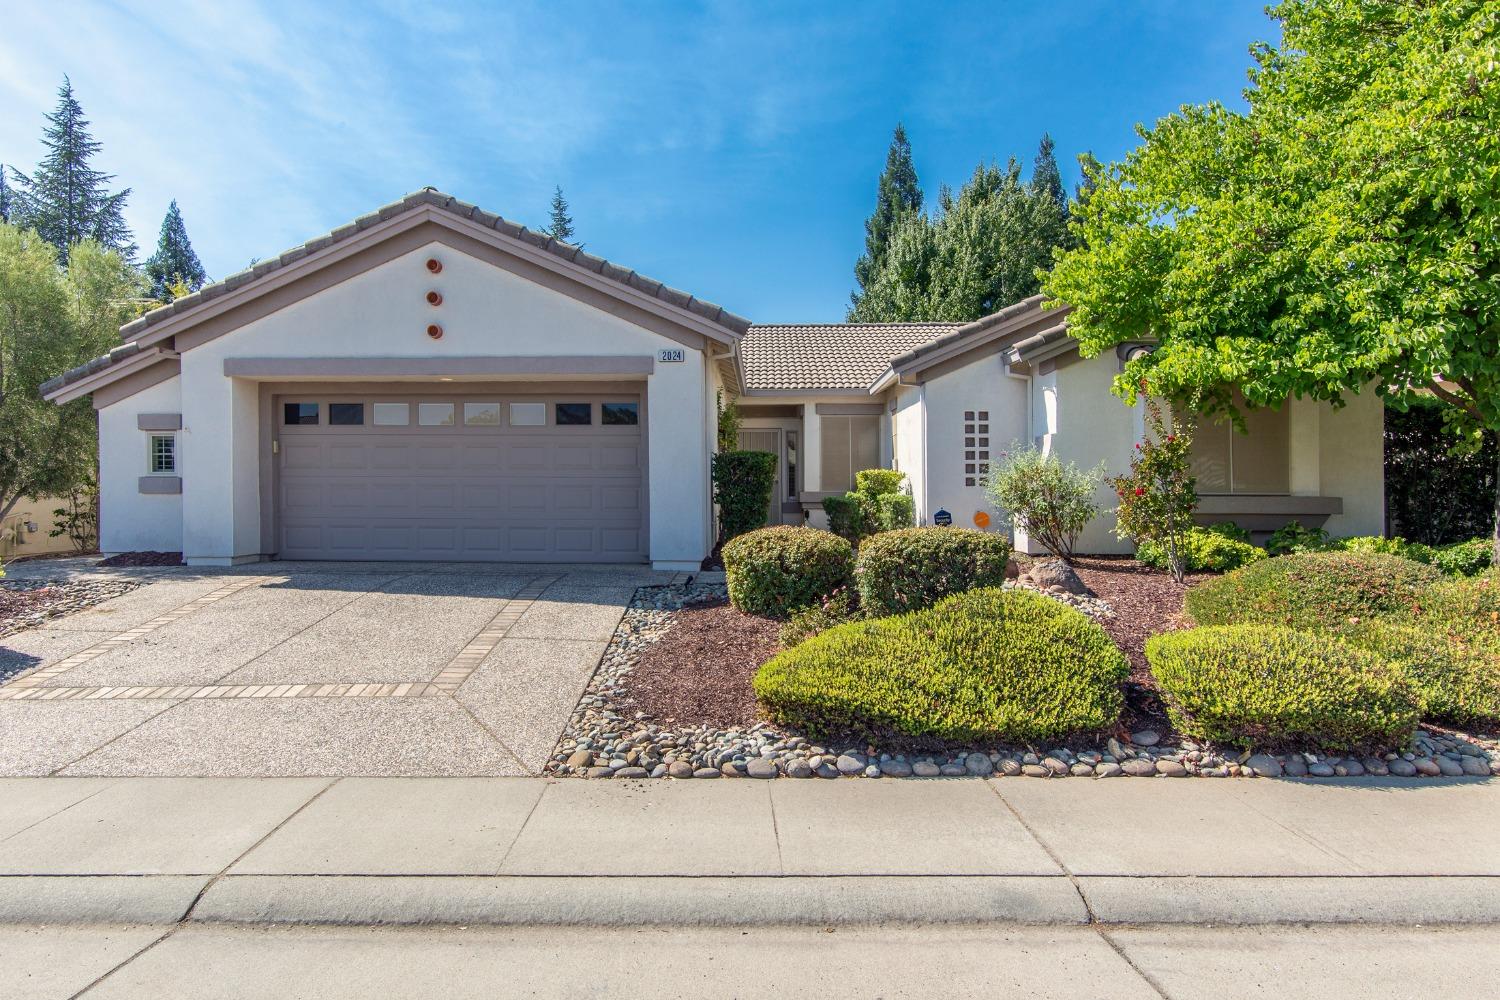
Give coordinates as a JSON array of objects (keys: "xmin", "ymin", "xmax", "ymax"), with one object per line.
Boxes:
[
  {"xmin": 464, "ymin": 402, "xmax": 501, "ymax": 426},
  {"xmin": 149, "ymin": 434, "xmax": 176, "ymax": 474},
  {"xmin": 418, "ymin": 402, "xmax": 455, "ymax": 426},
  {"xmin": 373, "ymin": 403, "xmax": 409, "ymax": 426},
  {"xmin": 555, "ymin": 402, "xmax": 592, "ymax": 425},
  {"xmin": 601, "ymin": 402, "xmax": 638, "ymax": 426},
  {"xmin": 329, "ymin": 403, "xmax": 364, "ymax": 426},
  {"xmin": 510, "ymin": 402, "xmax": 546, "ymax": 426},
  {"xmin": 283, "ymin": 402, "xmax": 319, "ymax": 425}
]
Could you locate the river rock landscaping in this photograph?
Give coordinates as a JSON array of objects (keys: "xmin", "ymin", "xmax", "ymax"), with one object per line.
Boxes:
[
  {"xmin": 0, "ymin": 577, "xmax": 143, "ymax": 653},
  {"xmin": 546, "ymin": 575, "xmax": 1500, "ymax": 780}
]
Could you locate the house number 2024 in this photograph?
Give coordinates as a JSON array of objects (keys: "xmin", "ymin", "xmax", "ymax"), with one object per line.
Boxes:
[{"xmin": 658, "ymin": 348, "xmax": 686, "ymax": 363}]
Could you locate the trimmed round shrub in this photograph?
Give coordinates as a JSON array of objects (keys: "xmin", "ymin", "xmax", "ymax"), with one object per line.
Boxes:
[
  {"xmin": 1147, "ymin": 625, "xmax": 1422, "ymax": 751},
  {"xmin": 754, "ymin": 588, "xmax": 1128, "ymax": 743},
  {"xmin": 1183, "ymin": 551, "xmax": 1442, "ymax": 634},
  {"xmin": 855, "ymin": 527, "xmax": 1011, "ymax": 617},
  {"xmin": 723, "ymin": 526, "xmax": 853, "ymax": 619},
  {"xmin": 1430, "ymin": 538, "xmax": 1495, "ymax": 577},
  {"xmin": 1136, "ymin": 525, "xmax": 1266, "ymax": 573},
  {"xmin": 1346, "ymin": 620, "xmax": 1500, "ymax": 727},
  {"xmin": 1391, "ymin": 569, "xmax": 1500, "ymax": 646}
]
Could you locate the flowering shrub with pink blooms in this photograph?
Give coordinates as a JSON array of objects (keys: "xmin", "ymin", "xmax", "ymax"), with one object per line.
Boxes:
[{"xmin": 1111, "ymin": 393, "xmax": 1199, "ymax": 582}]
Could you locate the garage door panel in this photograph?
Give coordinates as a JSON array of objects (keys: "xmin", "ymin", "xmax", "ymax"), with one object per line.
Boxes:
[{"xmin": 277, "ymin": 392, "xmax": 646, "ymax": 562}]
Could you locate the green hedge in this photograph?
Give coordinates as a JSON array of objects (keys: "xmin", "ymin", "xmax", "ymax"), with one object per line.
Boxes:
[
  {"xmin": 1147, "ymin": 625, "xmax": 1422, "ymax": 752},
  {"xmin": 874, "ymin": 493, "xmax": 915, "ymax": 532},
  {"xmin": 855, "ymin": 469, "xmax": 905, "ymax": 497},
  {"xmin": 1430, "ymin": 538, "xmax": 1495, "ymax": 577},
  {"xmin": 1184, "ymin": 551, "xmax": 1441, "ymax": 634},
  {"xmin": 723, "ymin": 526, "xmax": 853, "ymax": 618},
  {"xmin": 712, "ymin": 450, "xmax": 777, "ymax": 541},
  {"xmin": 754, "ymin": 588, "xmax": 1128, "ymax": 743},
  {"xmin": 822, "ymin": 493, "xmax": 873, "ymax": 545},
  {"xmin": 1346, "ymin": 620, "xmax": 1500, "ymax": 727},
  {"xmin": 1391, "ymin": 569, "xmax": 1500, "ymax": 646},
  {"xmin": 1137, "ymin": 524, "xmax": 1266, "ymax": 572},
  {"xmin": 855, "ymin": 527, "xmax": 1011, "ymax": 616}
]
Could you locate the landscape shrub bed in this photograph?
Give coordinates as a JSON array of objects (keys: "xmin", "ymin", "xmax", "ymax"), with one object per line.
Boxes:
[
  {"xmin": 1183, "ymin": 551, "xmax": 1441, "ymax": 634},
  {"xmin": 1346, "ymin": 620, "xmax": 1500, "ymax": 727},
  {"xmin": 854, "ymin": 527, "xmax": 1011, "ymax": 616},
  {"xmin": 1391, "ymin": 570, "xmax": 1500, "ymax": 646},
  {"xmin": 1136, "ymin": 523, "xmax": 1265, "ymax": 573},
  {"xmin": 754, "ymin": 587, "xmax": 1128, "ymax": 743},
  {"xmin": 723, "ymin": 526, "xmax": 853, "ymax": 619},
  {"xmin": 1147, "ymin": 625, "xmax": 1422, "ymax": 751}
]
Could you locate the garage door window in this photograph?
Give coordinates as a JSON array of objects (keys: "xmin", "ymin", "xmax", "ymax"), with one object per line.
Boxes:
[
  {"xmin": 329, "ymin": 403, "xmax": 364, "ymax": 426},
  {"xmin": 602, "ymin": 402, "xmax": 638, "ymax": 426},
  {"xmin": 510, "ymin": 402, "xmax": 545, "ymax": 426},
  {"xmin": 463, "ymin": 402, "xmax": 501, "ymax": 426},
  {"xmin": 556, "ymin": 402, "xmax": 592, "ymax": 425},
  {"xmin": 418, "ymin": 402, "xmax": 455, "ymax": 426},
  {"xmin": 284, "ymin": 402, "xmax": 319, "ymax": 425},
  {"xmin": 372, "ymin": 403, "xmax": 409, "ymax": 426}
]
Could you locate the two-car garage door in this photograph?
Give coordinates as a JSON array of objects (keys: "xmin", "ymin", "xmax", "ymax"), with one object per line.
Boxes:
[{"xmin": 275, "ymin": 391, "xmax": 646, "ymax": 562}]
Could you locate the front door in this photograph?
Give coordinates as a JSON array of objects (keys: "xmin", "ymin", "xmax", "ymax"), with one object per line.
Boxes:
[{"xmin": 736, "ymin": 428, "xmax": 782, "ymax": 529}]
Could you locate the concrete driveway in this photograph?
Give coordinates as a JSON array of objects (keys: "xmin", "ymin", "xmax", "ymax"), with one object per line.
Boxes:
[{"xmin": 0, "ymin": 560, "xmax": 675, "ymax": 777}]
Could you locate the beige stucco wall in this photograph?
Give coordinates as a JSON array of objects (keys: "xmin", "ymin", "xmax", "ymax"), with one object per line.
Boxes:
[
  {"xmin": 1044, "ymin": 353, "xmax": 1140, "ymax": 554},
  {"xmin": 98, "ymin": 374, "xmax": 185, "ymax": 555},
  {"xmin": 176, "ymin": 241, "xmax": 713, "ymax": 568},
  {"xmin": 918, "ymin": 352, "xmax": 1029, "ymax": 534},
  {"xmin": 1316, "ymin": 387, "xmax": 1385, "ymax": 537},
  {"xmin": 0, "ymin": 496, "xmax": 85, "ymax": 559}
]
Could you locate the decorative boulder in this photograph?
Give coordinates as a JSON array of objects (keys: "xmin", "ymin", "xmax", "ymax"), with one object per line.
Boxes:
[{"xmin": 1023, "ymin": 559, "xmax": 1093, "ymax": 596}]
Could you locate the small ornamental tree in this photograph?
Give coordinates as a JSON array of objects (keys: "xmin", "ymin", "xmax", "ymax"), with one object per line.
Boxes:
[
  {"xmin": 712, "ymin": 450, "xmax": 776, "ymax": 542},
  {"xmin": 983, "ymin": 445, "xmax": 1102, "ymax": 562},
  {"xmin": 1111, "ymin": 395, "xmax": 1198, "ymax": 583}
]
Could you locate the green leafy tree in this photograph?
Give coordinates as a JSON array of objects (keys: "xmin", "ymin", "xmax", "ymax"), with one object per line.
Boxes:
[
  {"xmin": 0, "ymin": 225, "xmax": 142, "ymax": 521},
  {"xmin": 1046, "ymin": 0, "xmax": 1500, "ymax": 562},
  {"xmin": 546, "ymin": 185, "xmax": 576, "ymax": 244},
  {"xmin": 143, "ymin": 200, "xmax": 207, "ymax": 301},
  {"xmin": 8, "ymin": 78, "xmax": 135, "ymax": 264},
  {"xmin": 850, "ymin": 123, "xmax": 923, "ymax": 316}
]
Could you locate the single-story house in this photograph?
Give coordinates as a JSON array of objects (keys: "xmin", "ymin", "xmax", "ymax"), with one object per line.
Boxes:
[{"xmin": 42, "ymin": 190, "xmax": 1384, "ymax": 568}]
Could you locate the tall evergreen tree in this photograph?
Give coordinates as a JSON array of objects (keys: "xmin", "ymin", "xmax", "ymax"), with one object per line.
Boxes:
[
  {"xmin": 0, "ymin": 168, "xmax": 10, "ymax": 224},
  {"xmin": 546, "ymin": 186, "xmax": 575, "ymax": 243},
  {"xmin": 144, "ymin": 201, "xmax": 207, "ymax": 301},
  {"xmin": 8, "ymin": 77, "xmax": 135, "ymax": 264},
  {"xmin": 850, "ymin": 136, "xmax": 1072, "ymax": 323},
  {"xmin": 1031, "ymin": 133, "xmax": 1066, "ymax": 212},
  {"xmin": 849, "ymin": 123, "xmax": 923, "ymax": 316}
]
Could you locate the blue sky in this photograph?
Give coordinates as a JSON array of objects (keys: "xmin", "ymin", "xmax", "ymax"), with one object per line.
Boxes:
[{"xmin": 2, "ymin": 1, "xmax": 1273, "ymax": 322}]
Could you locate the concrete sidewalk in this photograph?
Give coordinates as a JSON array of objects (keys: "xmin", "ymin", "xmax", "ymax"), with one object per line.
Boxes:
[{"xmin": 2, "ymin": 775, "xmax": 1497, "ymax": 928}]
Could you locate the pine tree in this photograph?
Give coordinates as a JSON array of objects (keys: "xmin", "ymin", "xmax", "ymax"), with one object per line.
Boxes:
[
  {"xmin": 0, "ymin": 168, "xmax": 10, "ymax": 224},
  {"xmin": 850, "ymin": 137, "xmax": 1072, "ymax": 323},
  {"xmin": 144, "ymin": 200, "xmax": 207, "ymax": 300},
  {"xmin": 849, "ymin": 123, "xmax": 923, "ymax": 316},
  {"xmin": 546, "ymin": 186, "xmax": 575, "ymax": 243},
  {"xmin": 9, "ymin": 77, "xmax": 135, "ymax": 264},
  {"xmin": 1031, "ymin": 134, "xmax": 1066, "ymax": 212}
]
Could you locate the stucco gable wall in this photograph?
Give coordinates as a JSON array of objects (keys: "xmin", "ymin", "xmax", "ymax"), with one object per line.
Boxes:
[
  {"xmin": 1045, "ymin": 353, "xmax": 1140, "ymax": 554},
  {"xmin": 99, "ymin": 374, "xmax": 184, "ymax": 554},
  {"xmin": 918, "ymin": 352, "xmax": 1028, "ymax": 533},
  {"xmin": 175, "ymin": 240, "xmax": 710, "ymax": 564}
]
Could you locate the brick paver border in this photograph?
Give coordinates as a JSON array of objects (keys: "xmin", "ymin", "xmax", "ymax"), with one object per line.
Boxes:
[
  {"xmin": 0, "ymin": 573, "xmax": 567, "ymax": 702},
  {"xmin": 4, "ymin": 577, "xmax": 269, "ymax": 689}
]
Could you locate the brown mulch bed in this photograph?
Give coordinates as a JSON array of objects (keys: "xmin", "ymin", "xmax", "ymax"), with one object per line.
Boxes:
[
  {"xmin": 96, "ymin": 550, "xmax": 185, "ymax": 567},
  {"xmin": 0, "ymin": 584, "xmax": 65, "ymax": 619},
  {"xmin": 621, "ymin": 599, "xmax": 780, "ymax": 729},
  {"xmin": 1071, "ymin": 556, "xmax": 1214, "ymax": 731}
]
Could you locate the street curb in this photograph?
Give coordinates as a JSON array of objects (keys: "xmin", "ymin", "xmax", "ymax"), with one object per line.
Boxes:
[
  {"xmin": 0, "ymin": 876, "xmax": 209, "ymax": 924},
  {"xmin": 1079, "ymin": 875, "xmax": 1500, "ymax": 924},
  {"xmin": 188, "ymin": 875, "xmax": 1089, "ymax": 926}
]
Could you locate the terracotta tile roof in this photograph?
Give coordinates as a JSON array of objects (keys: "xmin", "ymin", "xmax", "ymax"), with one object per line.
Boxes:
[{"xmin": 739, "ymin": 322, "xmax": 962, "ymax": 392}]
